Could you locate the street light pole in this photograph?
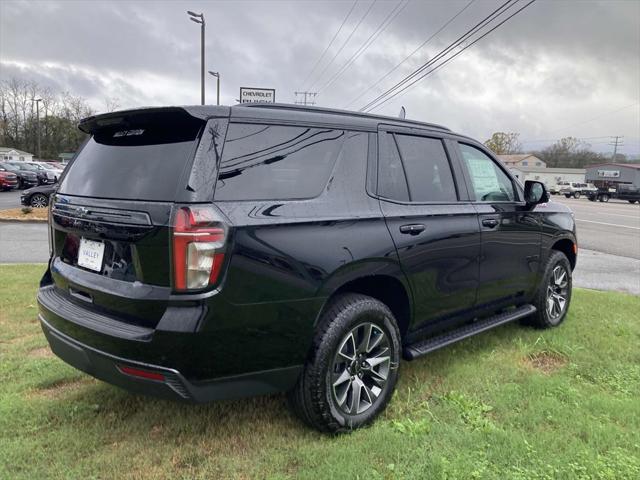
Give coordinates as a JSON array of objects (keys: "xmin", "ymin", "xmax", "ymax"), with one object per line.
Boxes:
[
  {"xmin": 187, "ymin": 11, "xmax": 205, "ymax": 105},
  {"xmin": 33, "ymin": 98, "xmax": 42, "ymax": 159},
  {"xmin": 208, "ymin": 71, "xmax": 220, "ymax": 105}
]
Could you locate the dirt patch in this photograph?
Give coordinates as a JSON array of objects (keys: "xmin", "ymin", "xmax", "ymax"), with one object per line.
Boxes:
[
  {"xmin": 523, "ymin": 351, "xmax": 568, "ymax": 374},
  {"xmin": 0, "ymin": 207, "xmax": 48, "ymax": 222},
  {"xmin": 30, "ymin": 378, "xmax": 92, "ymax": 399},
  {"xmin": 28, "ymin": 346, "xmax": 53, "ymax": 358}
]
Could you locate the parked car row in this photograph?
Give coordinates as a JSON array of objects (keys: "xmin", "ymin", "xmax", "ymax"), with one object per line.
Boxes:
[
  {"xmin": 0, "ymin": 161, "xmax": 65, "ymax": 189},
  {"xmin": 0, "ymin": 161, "xmax": 66, "ymax": 208}
]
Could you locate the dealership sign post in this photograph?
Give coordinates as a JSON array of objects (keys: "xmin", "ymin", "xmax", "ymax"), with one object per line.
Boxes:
[{"xmin": 239, "ymin": 87, "xmax": 276, "ymax": 104}]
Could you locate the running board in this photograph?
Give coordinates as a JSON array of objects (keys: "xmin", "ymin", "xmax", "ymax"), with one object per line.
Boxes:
[{"xmin": 403, "ymin": 304, "xmax": 537, "ymax": 360}]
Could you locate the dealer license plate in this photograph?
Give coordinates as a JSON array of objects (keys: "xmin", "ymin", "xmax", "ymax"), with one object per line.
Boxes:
[{"xmin": 77, "ymin": 238, "xmax": 105, "ymax": 272}]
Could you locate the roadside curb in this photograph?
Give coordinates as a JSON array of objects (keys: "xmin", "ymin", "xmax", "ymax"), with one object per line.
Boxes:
[{"xmin": 0, "ymin": 218, "xmax": 47, "ymax": 224}]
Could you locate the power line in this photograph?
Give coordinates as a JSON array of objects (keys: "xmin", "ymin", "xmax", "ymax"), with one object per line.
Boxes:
[
  {"xmin": 300, "ymin": 0, "xmax": 358, "ymax": 89},
  {"xmin": 365, "ymin": 0, "xmax": 537, "ymax": 113},
  {"xmin": 542, "ymin": 102, "xmax": 640, "ymax": 135},
  {"xmin": 360, "ymin": 0, "xmax": 518, "ymax": 112},
  {"xmin": 344, "ymin": 0, "xmax": 476, "ymax": 109},
  {"xmin": 521, "ymin": 136, "xmax": 615, "ymax": 143},
  {"xmin": 308, "ymin": 0, "xmax": 378, "ymax": 91},
  {"xmin": 318, "ymin": 0, "xmax": 409, "ymax": 94}
]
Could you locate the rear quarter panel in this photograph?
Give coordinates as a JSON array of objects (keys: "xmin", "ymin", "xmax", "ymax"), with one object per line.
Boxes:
[{"xmin": 205, "ymin": 131, "xmax": 404, "ymax": 375}]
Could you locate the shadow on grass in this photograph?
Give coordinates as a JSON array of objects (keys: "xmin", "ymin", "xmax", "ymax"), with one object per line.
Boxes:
[
  {"xmin": 43, "ymin": 379, "xmax": 316, "ymax": 450},
  {"xmin": 36, "ymin": 319, "xmax": 548, "ymax": 448}
]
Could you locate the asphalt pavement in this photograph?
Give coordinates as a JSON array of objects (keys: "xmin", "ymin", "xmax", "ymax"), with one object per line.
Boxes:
[
  {"xmin": 0, "ymin": 222, "xmax": 49, "ymax": 264},
  {"xmin": 0, "ymin": 189, "xmax": 21, "ymax": 209},
  {"xmin": 552, "ymin": 195, "xmax": 640, "ymax": 259},
  {"xmin": 1, "ymin": 191, "xmax": 639, "ymax": 294}
]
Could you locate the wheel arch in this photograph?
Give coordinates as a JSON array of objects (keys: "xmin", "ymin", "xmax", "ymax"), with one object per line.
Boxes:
[
  {"xmin": 316, "ymin": 273, "xmax": 413, "ymax": 340},
  {"xmin": 551, "ymin": 237, "xmax": 577, "ymax": 270}
]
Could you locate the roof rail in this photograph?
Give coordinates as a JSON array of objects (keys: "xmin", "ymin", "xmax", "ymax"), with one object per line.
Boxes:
[{"xmin": 237, "ymin": 103, "xmax": 451, "ymax": 132}]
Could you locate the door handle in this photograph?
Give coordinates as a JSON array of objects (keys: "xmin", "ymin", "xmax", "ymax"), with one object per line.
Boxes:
[
  {"xmin": 482, "ymin": 218, "xmax": 499, "ymax": 228},
  {"xmin": 399, "ymin": 224, "xmax": 426, "ymax": 235}
]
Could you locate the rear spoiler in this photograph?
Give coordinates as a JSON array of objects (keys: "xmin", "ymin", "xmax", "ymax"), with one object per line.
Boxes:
[{"xmin": 78, "ymin": 106, "xmax": 230, "ymax": 134}]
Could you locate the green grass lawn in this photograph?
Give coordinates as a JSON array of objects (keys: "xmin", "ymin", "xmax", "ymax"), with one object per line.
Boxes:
[{"xmin": 1, "ymin": 264, "xmax": 639, "ymax": 480}]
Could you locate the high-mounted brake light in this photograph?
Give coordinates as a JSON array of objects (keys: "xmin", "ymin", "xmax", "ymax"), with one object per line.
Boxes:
[{"xmin": 172, "ymin": 206, "xmax": 227, "ymax": 291}]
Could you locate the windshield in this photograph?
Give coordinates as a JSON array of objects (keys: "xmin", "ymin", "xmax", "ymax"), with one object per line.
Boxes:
[
  {"xmin": 1, "ymin": 163, "xmax": 19, "ymax": 172},
  {"xmin": 13, "ymin": 163, "xmax": 38, "ymax": 171},
  {"xmin": 59, "ymin": 117, "xmax": 203, "ymax": 201},
  {"xmin": 38, "ymin": 163, "xmax": 57, "ymax": 170}
]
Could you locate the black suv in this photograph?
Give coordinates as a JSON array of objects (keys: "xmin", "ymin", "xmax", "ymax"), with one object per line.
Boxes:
[{"xmin": 38, "ymin": 105, "xmax": 576, "ymax": 432}]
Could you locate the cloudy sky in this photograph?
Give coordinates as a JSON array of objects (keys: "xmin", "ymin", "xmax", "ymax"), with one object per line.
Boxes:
[{"xmin": 1, "ymin": 0, "xmax": 639, "ymax": 155}]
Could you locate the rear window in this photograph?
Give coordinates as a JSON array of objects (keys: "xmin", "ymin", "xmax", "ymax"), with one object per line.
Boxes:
[
  {"xmin": 214, "ymin": 124, "xmax": 345, "ymax": 201},
  {"xmin": 59, "ymin": 116, "xmax": 202, "ymax": 201}
]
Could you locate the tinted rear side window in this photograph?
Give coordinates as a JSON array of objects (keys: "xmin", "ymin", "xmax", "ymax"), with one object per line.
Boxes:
[
  {"xmin": 378, "ymin": 133, "xmax": 409, "ymax": 202},
  {"xmin": 214, "ymin": 124, "xmax": 345, "ymax": 201},
  {"xmin": 59, "ymin": 116, "xmax": 202, "ymax": 201},
  {"xmin": 394, "ymin": 134, "xmax": 457, "ymax": 202}
]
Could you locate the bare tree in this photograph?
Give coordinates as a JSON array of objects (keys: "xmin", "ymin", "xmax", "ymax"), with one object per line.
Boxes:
[
  {"xmin": 0, "ymin": 77, "xmax": 93, "ymax": 159},
  {"xmin": 104, "ymin": 97, "xmax": 121, "ymax": 113},
  {"xmin": 484, "ymin": 132, "xmax": 522, "ymax": 155}
]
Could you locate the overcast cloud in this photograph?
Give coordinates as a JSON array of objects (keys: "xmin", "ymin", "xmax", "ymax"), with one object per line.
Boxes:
[{"xmin": 1, "ymin": 0, "xmax": 639, "ymax": 154}]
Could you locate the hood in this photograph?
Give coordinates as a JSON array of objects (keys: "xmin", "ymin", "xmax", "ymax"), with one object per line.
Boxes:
[{"xmin": 532, "ymin": 200, "xmax": 573, "ymax": 214}]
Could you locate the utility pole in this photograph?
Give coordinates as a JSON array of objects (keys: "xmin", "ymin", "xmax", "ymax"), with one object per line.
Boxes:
[
  {"xmin": 208, "ymin": 71, "xmax": 220, "ymax": 105},
  {"xmin": 187, "ymin": 11, "xmax": 205, "ymax": 105},
  {"xmin": 33, "ymin": 98, "xmax": 42, "ymax": 159},
  {"xmin": 609, "ymin": 136, "xmax": 624, "ymax": 162},
  {"xmin": 294, "ymin": 91, "xmax": 318, "ymax": 106}
]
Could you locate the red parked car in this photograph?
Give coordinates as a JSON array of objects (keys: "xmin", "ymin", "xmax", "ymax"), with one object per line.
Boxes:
[{"xmin": 0, "ymin": 165, "xmax": 19, "ymax": 190}]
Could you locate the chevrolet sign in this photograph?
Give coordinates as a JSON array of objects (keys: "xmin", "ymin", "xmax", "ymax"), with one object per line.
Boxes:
[{"xmin": 239, "ymin": 87, "xmax": 276, "ymax": 104}]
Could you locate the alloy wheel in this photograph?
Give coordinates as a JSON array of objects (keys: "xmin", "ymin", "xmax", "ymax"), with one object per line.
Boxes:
[
  {"xmin": 31, "ymin": 194, "xmax": 48, "ymax": 208},
  {"xmin": 331, "ymin": 322, "xmax": 391, "ymax": 416},
  {"xmin": 546, "ymin": 265, "xmax": 568, "ymax": 320}
]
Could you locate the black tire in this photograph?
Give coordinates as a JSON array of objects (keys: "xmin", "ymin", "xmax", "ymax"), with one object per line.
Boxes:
[
  {"xmin": 601, "ymin": 194, "xmax": 609, "ymax": 203},
  {"xmin": 628, "ymin": 200, "xmax": 636, "ymax": 204},
  {"xmin": 528, "ymin": 250, "xmax": 572, "ymax": 328},
  {"xmin": 30, "ymin": 193, "xmax": 48, "ymax": 208},
  {"xmin": 564, "ymin": 194, "xmax": 571, "ymax": 198},
  {"xmin": 588, "ymin": 195, "xmax": 596, "ymax": 202},
  {"xmin": 287, "ymin": 293, "xmax": 401, "ymax": 433},
  {"xmin": 573, "ymin": 191, "xmax": 581, "ymax": 199}
]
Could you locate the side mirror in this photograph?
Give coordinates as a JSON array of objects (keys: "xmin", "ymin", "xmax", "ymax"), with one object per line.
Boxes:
[{"xmin": 524, "ymin": 180, "xmax": 549, "ymax": 206}]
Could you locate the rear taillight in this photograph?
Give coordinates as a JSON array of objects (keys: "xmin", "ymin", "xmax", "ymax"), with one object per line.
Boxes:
[{"xmin": 172, "ymin": 206, "xmax": 227, "ymax": 291}]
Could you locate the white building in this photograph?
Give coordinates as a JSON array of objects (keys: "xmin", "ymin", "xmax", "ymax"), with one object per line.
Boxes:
[
  {"xmin": 498, "ymin": 154, "xmax": 546, "ymax": 168},
  {"xmin": 509, "ymin": 166, "xmax": 586, "ymax": 187},
  {"xmin": 0, "ymin": 147, "xmax": 34, "ymax": 162}
]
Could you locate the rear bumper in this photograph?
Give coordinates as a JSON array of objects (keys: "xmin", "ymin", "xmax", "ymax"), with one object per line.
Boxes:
[
  {"xmin": 37, "ymin": 283, "xmax": 303, "ymax": 402},
  {"xmin": 40, "ymin": 315, "xmax": 302, "ymax": 403}
]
